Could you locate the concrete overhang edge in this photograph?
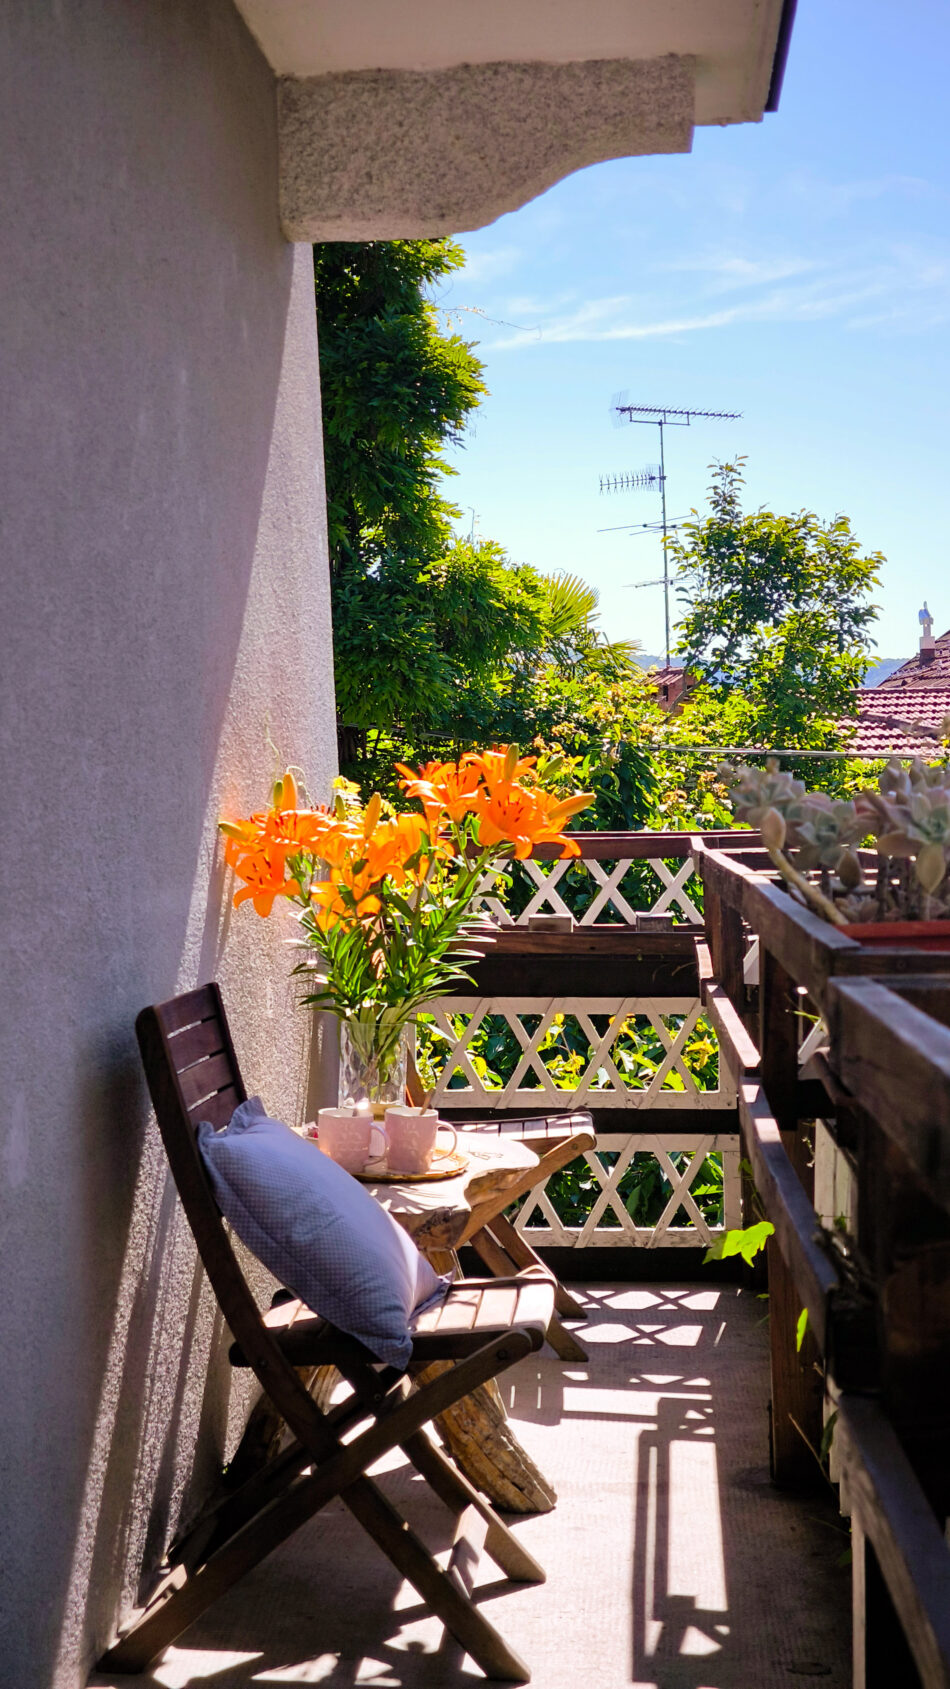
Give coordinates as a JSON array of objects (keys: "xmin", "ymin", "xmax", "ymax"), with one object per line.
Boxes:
[{"xmin": 278, "ymin": 55, "xmax": 695, "ymax": 242}]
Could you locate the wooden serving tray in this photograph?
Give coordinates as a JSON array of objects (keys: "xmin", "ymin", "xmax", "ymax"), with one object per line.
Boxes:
[{"xmin": 356, "ymin": 1147, "xmax": 469, "ymax": 1184}]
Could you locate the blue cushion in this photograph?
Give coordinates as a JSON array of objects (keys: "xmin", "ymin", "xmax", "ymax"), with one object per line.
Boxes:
[{"xmin": 197, "ymin": 1098, "xmax": 447, "ymax": 1368}]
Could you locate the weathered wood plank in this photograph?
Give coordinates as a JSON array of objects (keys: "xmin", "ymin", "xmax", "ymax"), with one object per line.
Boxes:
[
  {"xmin": 701, "ymin": 851, "xmax": 950, "ymax": 1007},
  {"xmin": 839, "ymin": 1392, "xmax": 950, "ymax": 1689},
  {"xmin": 468, "ymin": 935, "xmax": 699, "ymax": 998},
  {"xmin": 178, "ymin": 1050, "xmax": 235, "ymax": 1110},
  {"xmin": 737, "ymin": 1082, "xmax": 837, "ymax": 1354},
  {"xmin": 169, "ymin": 1016, "xmax": 226, "ymax": 1071},
  {"xmin": 702, "ymin": 978, "xmax": 761, "ymax": 1076},
  {"xmin": 440, "ymin": 1105, "xmax": 740, "ymax": 1137},
  {"xmin": 756, "ymin": 938, "xmax": 825, "ymax": 1480},
  {"xmin": 826, "ymin": 978, "xmax": 950, "ymax": 1214},
  {"xmin": 159, "ymin": 984, "xmax": 218, "ymax": 1034},
  {"xmin": 531, "ymin": 830, "xmax": 749, "ymax": 861},
  {"xmin": 187, "ymin": 1084, "xmax": 241, "ymax": 1129}
]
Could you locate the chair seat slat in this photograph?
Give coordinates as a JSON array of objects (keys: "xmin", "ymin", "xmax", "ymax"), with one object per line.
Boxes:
[{"xmin": 472, "ymin": 1285, "xmax": 520, "ymax": 1330}]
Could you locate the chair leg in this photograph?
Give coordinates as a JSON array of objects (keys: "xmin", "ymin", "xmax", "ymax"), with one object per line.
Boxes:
[
  {"xmin": 403, "ymin": 1426, "xmax": 546, "ymax": 1584},
  {"xmin": 349, "ymin": 1482, "xmax": 531, "ymax": 1683},
  {"xmin": 101, "ymin": 1331, "xmax": 536, "ymax": 1675},
  {"xmin": 468, "ymin": 1228, "xmax": 588, "ymax": 1362},
  {"xmin": 490, "ymin": 1212, "xmax": 588, "ymax": 1319},
  {"xmin": 104, "ymin": 1465, "xmax": 530, "ymax": 1683}
]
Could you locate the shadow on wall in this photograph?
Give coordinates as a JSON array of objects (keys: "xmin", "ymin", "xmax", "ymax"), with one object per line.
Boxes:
[{"xmin": 0, "ymin": 2, "xmax": 335, "ymax": 1683}]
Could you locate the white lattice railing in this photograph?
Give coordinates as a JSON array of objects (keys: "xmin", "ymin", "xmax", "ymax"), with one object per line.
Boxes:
[
  {"xmin": 473, "ymin": 853, "xmax": 703, "ymax": 927},
  {"xmin": 420, "ymin": 989, "xmax": 738, "ymax": 1248},
  {"xmin": 512, "ymin": 1131, "xmax": 742, "ymax": 1249},
  {"xmin": 425, "ymin": 996, "xmax": 733, "ymax": 1114},
  {"xmin": 422, "ymin": 833, "xmax": 746, "ymax": 1249}
]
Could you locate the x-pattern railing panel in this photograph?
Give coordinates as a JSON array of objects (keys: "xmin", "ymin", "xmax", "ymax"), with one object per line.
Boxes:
[
  {"xmin": 471, "ymin": 855, "xmax": 704, "ymax": 927},
  {"xmin": 511, "ymin": 1133, "xmax": 743, "ymax": 1249},
  {"xmin": 424, "ymin": 996, "xmax": 728, "ymax": 1111}
]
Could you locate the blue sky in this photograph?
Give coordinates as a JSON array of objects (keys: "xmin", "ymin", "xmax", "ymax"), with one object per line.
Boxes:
[{"xmin": 435, "ymin": 0, "xmax": 950, "ymax": 664}]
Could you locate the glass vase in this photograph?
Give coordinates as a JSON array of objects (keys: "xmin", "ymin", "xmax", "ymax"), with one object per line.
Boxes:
[{"xmin": 338, "ymin": 1017, "xmax": 410, "ymax": 1114}]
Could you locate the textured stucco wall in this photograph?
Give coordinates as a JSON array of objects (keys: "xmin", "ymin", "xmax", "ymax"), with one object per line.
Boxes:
[{"xmin": 0, "ymin": 2, "xmax": 335, "ymax": 1683}]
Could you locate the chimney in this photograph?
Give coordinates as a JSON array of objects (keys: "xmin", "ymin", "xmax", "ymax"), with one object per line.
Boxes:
[{"xmin": 918, "ymin": 600, "xmax": 935, "ymax": 663}]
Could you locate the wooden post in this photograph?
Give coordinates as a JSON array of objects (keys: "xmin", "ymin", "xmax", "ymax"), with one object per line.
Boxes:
[
  {"xmin": 760, "ymin": 945, "xmax": 825, "ymax": 1488},
  {"xmin": 858, "ymin": 1121, "xmax": 950, "ymax": 1529},
  {"xmin": 852, "ymin": 1517, "xmax": 922, "ymax": 1689},
  {"xmin": 704, "ymin": 881, "xmax": 745, "ymax": 1014}
]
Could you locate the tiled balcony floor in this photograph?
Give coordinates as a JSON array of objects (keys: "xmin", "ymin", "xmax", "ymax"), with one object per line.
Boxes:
[{"xmin": 91, "ymin": 1282, "xmax": 850, "ymax": 1689}]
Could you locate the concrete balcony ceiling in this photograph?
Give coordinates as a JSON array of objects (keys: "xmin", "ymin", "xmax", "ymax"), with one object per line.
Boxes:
[{"xmin": 233, "ymin": 0, "xmax": 793, "ymax": 240}]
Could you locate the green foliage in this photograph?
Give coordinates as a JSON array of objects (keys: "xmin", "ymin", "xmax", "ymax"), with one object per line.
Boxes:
[
  {"xmin": 313, "ymin": 239, "xmax": 484, "ymax": 583},
  {"xmin": 315, "ymin": 238, "xmax": 653, "ymax": 792},
  {"xmin": 796, "ymin": 1306, "xmax": 810, "ymax": 1352},
  {"xmin": 703, "ymin": 1219, "xmax": 775, "ymax": 1268},
  {"xmin": 672, "ymin": 460, "xmax": 883, "ymax": 747}
]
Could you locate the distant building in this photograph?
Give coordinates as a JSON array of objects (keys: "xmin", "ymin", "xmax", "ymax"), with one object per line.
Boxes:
[
  {"xmin": 847, "ymin": 613, "xmax": 950, "ymax": 757},
  {"xmin": 648, "ymin": 664, "xmax": 698, "ymax": 712}
]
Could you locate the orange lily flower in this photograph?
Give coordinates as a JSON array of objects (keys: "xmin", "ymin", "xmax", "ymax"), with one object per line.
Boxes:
[
  {"xmin": 396, "ymin": 760, "xmax": 483, "ymax": 825},
  {"xmin": 472, "ymin": 782, "xmax": 593, "ymax": 859},
  {"xmin": 220, "ymin": 813, "xmax": 269, "ymax": 871},
  {"xmin": 309, "ymin": 862, "xmax": 382, "ymax": 931},
  {"xmin": 264, "ymin": 804, "xmax": 338, "ymax": 856},
  {"xmin": 232, "ymin": 844, "xmax": 300, "ymax": 916},
  {"xmin": 463, "ymin": 746, "xmax": 537, "ymax": 793}
]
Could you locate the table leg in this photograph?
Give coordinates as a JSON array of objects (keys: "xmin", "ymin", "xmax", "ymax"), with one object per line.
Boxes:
[{"xmin": 415, "ymin": 1248, "xmax": 557, "ymax": 1515}]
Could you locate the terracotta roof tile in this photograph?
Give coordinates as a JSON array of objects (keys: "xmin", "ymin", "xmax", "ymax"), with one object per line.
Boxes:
[
  {"xmin": 874, "ymin": 627, "xmax": 950, "ymax": 689},
  {"xmin": 845, "ymin": 684, "xmax": 950, "ymax": 757}
]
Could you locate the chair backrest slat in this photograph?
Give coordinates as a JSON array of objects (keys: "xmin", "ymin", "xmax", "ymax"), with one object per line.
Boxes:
[
  {"xmin": 160, "ymin": 985, "xmax": 224, "ymax": 1035},
  {"xmin": 178, "ymin": 1049, "xmax": 237, "ymax": 1111},
  {"xmin": 171, "ymin": 1016, "xmax": 227, "ymax": 1071},
  {"xmin": 190, "ymin": 1085, "xmax": 243, "ymax": 1130},
  {"xmin": 136, "ymin": 984, "xmax": 326, "ymax": 1446}
]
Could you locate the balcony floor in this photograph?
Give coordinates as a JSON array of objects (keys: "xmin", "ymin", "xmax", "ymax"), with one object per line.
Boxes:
[{"xmin": 91, "ymin": 1282, "xmax": 850, "ymax": 1689}]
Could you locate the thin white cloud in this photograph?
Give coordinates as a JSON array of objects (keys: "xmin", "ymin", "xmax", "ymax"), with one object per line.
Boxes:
[
  {"xmin": 784, "ymin": 170, "xmax": 942, "ymax": 215},
  {"xmin": 658, "ymin": 254, "xmax": 821, "ymax": 290},
  {"xmin": 453, "ymin": 245, "xmax": 523, "ymax": 286},
  {"xmin": 486, "ymin": 243, "xmax": 950, "ymax": 349}
]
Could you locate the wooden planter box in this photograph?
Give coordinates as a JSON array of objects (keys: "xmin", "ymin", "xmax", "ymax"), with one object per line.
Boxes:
[{"xmin": 692, "ymin": 838, "xmax": 950, "ymax": 1014}]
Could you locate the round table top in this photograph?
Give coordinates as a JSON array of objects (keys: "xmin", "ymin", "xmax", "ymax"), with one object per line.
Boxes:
[{"xmin": 361, "ymin": 1131, "xmax": 539, "ymax": 1250}]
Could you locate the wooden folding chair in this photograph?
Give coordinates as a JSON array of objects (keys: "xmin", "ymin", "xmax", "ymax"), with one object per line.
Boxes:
[
  {"xmin": 447, "ymin": 1114, "xmax": 596, "ymax": 1362},
  {"xmin": 98, "ymin": 984, "xmax": 555, "ymax": 1682}
]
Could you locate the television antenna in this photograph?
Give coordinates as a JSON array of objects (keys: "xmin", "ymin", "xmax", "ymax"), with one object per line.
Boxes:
[{"xmin": 601, "ymin": 398, "xmax": 741, "ymax": 663}]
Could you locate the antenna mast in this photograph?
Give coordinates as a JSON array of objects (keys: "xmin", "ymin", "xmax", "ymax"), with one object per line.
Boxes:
[{"xmin": 601, "ymin": 401, "xmax": 741, "ymax": 664}]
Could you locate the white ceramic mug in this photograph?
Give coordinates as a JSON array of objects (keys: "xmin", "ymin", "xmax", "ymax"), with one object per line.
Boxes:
[
  {"xmin": 383, "ymin": 1106, "xmax": 457, "ymax": 1175},
  {"xmin": 316, "ymin": 1105, "xmax": 388, "ymax": 1175}
]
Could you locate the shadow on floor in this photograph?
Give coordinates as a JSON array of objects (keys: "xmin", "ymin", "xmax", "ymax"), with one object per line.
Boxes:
[{"xmin": 90, "ymin": 1282, "xmax": 850, "ymax": 1689}]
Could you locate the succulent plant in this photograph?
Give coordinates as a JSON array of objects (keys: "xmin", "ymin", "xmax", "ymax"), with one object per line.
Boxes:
[{"xmin": 719, "ymin": 755, "xmax": 950, "ymax": 925}]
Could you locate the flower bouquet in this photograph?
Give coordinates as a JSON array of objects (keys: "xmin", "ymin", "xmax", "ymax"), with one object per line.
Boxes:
[{"xmin": 221, "ymin": 747, "xmax": 593, "ymax": 1104}]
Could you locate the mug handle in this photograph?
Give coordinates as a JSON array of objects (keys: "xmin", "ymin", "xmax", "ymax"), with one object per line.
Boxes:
[
  {"xmin": 433, "ymin": 1121, "xmax": 457, "ymax": 1160},
  {"xmin": 365, "ymin": 1122, "xmax": 389, "ymax": 1167}
]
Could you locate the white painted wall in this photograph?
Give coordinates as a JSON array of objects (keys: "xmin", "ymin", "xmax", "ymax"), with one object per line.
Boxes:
[{"xmin": 0, "ymin": 2, "xmax": 336, "ymax": 1681}]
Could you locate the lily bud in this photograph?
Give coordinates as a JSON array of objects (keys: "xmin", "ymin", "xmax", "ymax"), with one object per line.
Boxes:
[
  {"xmin": 503, "ymin": 743, "xmax": 520, "ymax": 782},
  {"xmin": 363, "ymin": 791, "xmax": 382, "ymax": 836},
  {"xmin": 759, "ymin": 807, "xmax": 787, "ymax": 852}
]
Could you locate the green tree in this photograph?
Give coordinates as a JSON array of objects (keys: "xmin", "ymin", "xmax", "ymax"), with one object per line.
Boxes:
[
  {"xmin": 314, "ymin": 239, "xmax": 485, "ymax": 585},
  {"xmin": 672, "ymin": 460, "xmax": 883, "ymax": 746}
]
